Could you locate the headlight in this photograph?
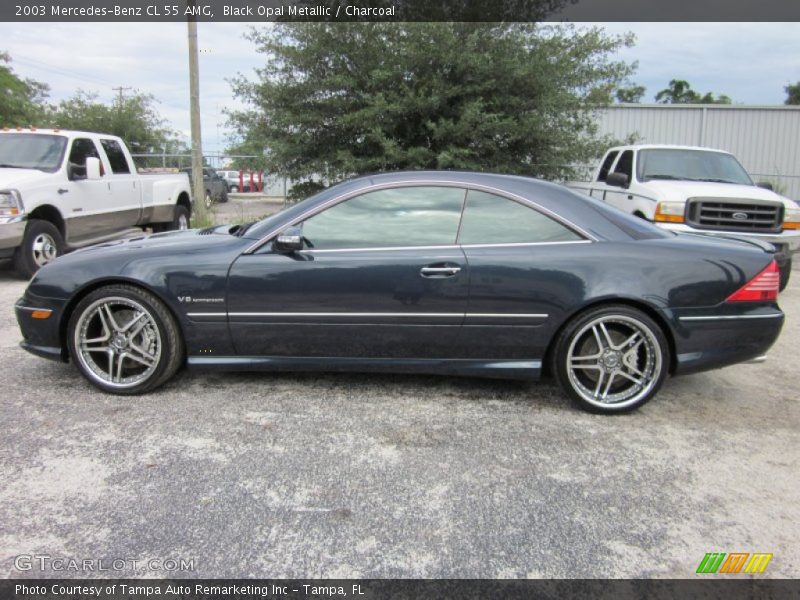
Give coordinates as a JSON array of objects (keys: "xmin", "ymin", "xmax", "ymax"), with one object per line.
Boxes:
[
  {"xmin": 654, "ymin": 201, "xmax": 685, "ymax": 223},
  {"xmin": 783, "ymin": 207, "xmax": 800, "ymax": 230},
  {"xmin": 0, "ymin": 190, "xmax": 24, "ymax": 220}
]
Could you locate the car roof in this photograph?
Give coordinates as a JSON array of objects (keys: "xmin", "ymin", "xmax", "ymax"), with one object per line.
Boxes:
[{"xmin": 245, "ymin": 170, "xmax": 670, "ymax": 243}]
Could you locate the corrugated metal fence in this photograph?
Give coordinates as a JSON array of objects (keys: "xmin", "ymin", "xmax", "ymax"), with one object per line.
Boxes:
[{"xmin": 595, "ymin": 104, "xmax": 800, "ymax": 199}]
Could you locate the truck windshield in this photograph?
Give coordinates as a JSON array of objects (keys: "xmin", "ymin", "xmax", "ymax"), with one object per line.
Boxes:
[
  {"xmin": 637, "ymin": 149, "xmax": 753, "ymax": 185},
  {"xmin": 0, "ymin": 133, "xmax": 68, "ymax": 172}
]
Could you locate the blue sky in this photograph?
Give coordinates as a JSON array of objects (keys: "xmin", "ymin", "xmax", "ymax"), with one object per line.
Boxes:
[{"xmin": 1, "ymin": 22, "xmax": 798, "ymax": 157}]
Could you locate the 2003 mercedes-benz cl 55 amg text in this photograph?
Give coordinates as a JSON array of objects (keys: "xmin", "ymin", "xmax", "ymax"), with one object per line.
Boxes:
[{"xmin": 15, "ymin": 172, "xmax": 785, "ymax": 413}]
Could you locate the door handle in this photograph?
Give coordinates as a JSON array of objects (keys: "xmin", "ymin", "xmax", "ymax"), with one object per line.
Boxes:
[
  {"xmin": 420, "ymin": 266, "xmax": 461, "ymax": 278},
  {"xmin": 57, "ymin": 188, "xmax": 69, "ymax": 195}
]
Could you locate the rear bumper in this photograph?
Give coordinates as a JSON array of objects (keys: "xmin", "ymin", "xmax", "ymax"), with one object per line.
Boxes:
[
  {"xmin": 670, "ymin": 309, "xmax": 784, "ymax": 375},
  {"xmin": 657, "ymin": 222, "xmax": 800, "ymax": 253}
]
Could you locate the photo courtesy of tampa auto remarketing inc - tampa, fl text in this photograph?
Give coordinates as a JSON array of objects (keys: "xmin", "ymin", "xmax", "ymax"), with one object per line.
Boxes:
[{"xmin": 0, "ymin": 0, "xmax": 799, "ymax": 598}]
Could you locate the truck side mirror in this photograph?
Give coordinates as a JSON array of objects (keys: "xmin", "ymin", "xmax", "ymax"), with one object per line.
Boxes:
[
  {"xmin": 86, "ymin": 157, "xmax": 102, "ymax": 180},
  {"xmin": 606, "ymin": 172, "xmax": 630, "ymax": 188}
]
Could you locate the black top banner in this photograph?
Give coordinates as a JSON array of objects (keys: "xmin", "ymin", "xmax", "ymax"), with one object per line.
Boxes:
[{"xmin": 3, "ymin": 0, "xmax": 800, "ymax": 22}]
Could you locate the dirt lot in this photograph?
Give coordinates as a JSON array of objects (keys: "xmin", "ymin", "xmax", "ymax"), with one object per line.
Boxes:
[{"xmin": 0, "ymin": 245, "xmax": 798, "ymax": 578}]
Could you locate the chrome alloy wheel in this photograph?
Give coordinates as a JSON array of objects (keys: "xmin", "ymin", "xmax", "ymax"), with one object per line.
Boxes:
[
  {"xmin": 566, "ymin": 315, "xmax": 662, "ymax": 409},
  {"xmin": 31, "ymin": 232, "xmax": 58, "ymax": 267},
  {"xmin": 73, "ymin": 297, "xmax": 162, "ymax": 389}
]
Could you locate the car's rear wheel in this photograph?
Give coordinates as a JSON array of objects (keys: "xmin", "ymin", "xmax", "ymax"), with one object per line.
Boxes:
[
  {"xmin": 552, "ymin": 305, "xmax": 670, "ymax": 413},
  {"xmin": 67, "ymin": 285, "xmax": 184, "ymax": 394},
  {"xmin": 230, "ymin": 185, "xmax": 239, "ymax": 193}
]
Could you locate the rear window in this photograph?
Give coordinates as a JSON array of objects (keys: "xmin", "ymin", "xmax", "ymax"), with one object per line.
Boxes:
[{"xmin": 100, "ymin": 139, "xmax": 130, "ymax": 174}]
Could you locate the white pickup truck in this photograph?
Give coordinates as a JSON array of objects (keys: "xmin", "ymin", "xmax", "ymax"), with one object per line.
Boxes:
[
  {"xmin": 0, "ymin": 129, "xmax": 193, "ymax": 277},
  {"xmin": 567, "ymin": 144, "xmax": 800, "ymax": 289}
]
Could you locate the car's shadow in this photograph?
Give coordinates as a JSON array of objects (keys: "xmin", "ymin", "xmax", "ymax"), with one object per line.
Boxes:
[{"xmin": 165, "ymin": 368, "xmax": 570, "ymax": 410}]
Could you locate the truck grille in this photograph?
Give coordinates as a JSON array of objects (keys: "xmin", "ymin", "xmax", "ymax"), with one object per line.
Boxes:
[{"xmin": 686, "ymin": 198, "xmax": 783, "ymax": 233}]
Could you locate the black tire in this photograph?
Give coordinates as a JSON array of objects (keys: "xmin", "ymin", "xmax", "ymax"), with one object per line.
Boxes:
[
  {"xmin": 779, "ymin": 257, "xmax": 792, "ymax": 292},
  {"xmin": 219, "ymin": 188, "xmax": 229, "ymax": 203},
  {"xmin": 172, "ymin": 205, "xmax": 191, "ymax": 231},
  {"xmin": 13, "ymin": 219, "xmax": 65, "ymax": 278},
  {"xmin": 551, "ymin": 304, "xmax": 670, "ymax": 414},
  {"xmin": 156, "ymin": 205, "xmax": 191, "ymax": 232},
  {"xmin": 67, "ymin": 284, "xmax": 184, "ymax": 395},
  {"xmin": 230, "ymin": 185, "xmax": 239, "ymax": 193}
]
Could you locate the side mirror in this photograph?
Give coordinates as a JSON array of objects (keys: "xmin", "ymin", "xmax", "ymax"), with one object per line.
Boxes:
[
  {"xmin": 606, "ymin": 172, "xmax": 630, "ymax": 188},
  {"xmin": 756, "ymin": 181, "xmax": 774, "ymax": 191},
  {"xmin": 274, "ymin": 227, "xmax": 304, "ymax": 253},
  {"xmin": 86, "ymin": 157, "xmax": 102, "ymax": 180}
]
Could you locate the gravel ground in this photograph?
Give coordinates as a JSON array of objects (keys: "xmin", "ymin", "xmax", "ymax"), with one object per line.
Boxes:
[{"xmin": 0, "ymin": 254, "xmax": 797, "ymax": 579}]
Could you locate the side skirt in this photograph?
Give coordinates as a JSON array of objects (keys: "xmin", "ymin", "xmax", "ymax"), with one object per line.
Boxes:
[{"xmin": 186, "ymin": 356, "xmax": 542, "ymax": 381}]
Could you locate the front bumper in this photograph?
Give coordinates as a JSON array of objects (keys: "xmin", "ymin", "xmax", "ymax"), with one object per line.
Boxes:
[
  {"xmin": 657, "ymin": 222, "xmax": 800, "ymax": 254},
  {"xmin": 15, "ymin": 295, "xmax": 67, "ymax": 363},
  {"xmin": 0, "ymin": 216, "xmax": 26, "ymax": 255}
]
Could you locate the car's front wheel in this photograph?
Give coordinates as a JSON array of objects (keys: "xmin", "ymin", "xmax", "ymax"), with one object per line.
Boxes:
[
  {"xmin": 552, "ymin": 305, "xmax": 670, "ymax": 413},
  {"xmin": 67, "ymin": 285, "xmax": 184, "ymax": 394}
]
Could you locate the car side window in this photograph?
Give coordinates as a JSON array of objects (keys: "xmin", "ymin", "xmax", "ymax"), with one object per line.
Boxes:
[
  {"xmin": 597, "ymin": 151, "xmax": 619, "ymax": 182},
  {"xmin": 99, "ymin": 139, "xmax": 131, "ymax": 174},
  {"xmin": 613, "ymin": 150, "xmax": 634, "ymax": 180},
  {"xmin": 68, "ymin": 138, "xmax": 102, "ymax": 177},
  {"xmin": 458, "ymin": 190, "xmax": 582, "ymax": 245},
  {"xmin": 301, "ymin": 186, "xmax": 466, "ymax": 250}
]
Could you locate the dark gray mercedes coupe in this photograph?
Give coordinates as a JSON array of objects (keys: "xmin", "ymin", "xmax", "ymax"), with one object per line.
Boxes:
[{"xmin": 15, "ymin": 171, "xmax": 785, "ymax": 413}]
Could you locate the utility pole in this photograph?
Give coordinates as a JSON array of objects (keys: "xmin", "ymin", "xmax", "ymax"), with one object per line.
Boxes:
[
  {"xmin": 187, "ymin": 4, "xmax": 207, "ymax": 222},
  {"xmin": 111, "ymin": 86, "xmax": 132, "ymax": 107}
]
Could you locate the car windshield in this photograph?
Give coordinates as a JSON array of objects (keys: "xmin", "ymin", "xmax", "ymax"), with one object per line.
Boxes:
[
  {"xmin": 0, "ymin": 133, "xmax": 68, "ymax": 172},
  {"xmin": 637, "ymin": 149, "xmax": 753, "ymax": 185}
]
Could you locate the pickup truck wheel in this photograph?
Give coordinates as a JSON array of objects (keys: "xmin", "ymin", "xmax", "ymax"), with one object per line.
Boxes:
[
  {"xmin": 173, "ymin": 205, "xmax": 190, "ymax": 231},
  {"xmin": 67, "ymin": 284, "xmax": 184, "ymax": 394},
  {"xmin": 779, "ymin": 257, "xmax": 792, "ymax": 292},
  {"xmin": 230, "ymin": 185, "xmax": 239, "ymax": 193},
  {"xmin": 204, "ymin": 190, "xmax": 213, "ymax": 209},
  {"xmin": 13, "ymin": 219, "xmax": 65, "ymax": 278},
  {"xmin": 219, "ymin": 189, "xmax": 229, "ymax": 203}
]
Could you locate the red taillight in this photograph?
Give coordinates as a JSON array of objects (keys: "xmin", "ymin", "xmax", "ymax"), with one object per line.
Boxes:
[{"xmin": 726, "ymin": 260, "xmax": 780, "ymax": 302}]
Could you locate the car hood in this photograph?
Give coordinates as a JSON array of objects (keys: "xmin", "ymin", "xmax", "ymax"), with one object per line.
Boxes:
[
  {"xmin": 51, "ymin": 226, "xmax": 250, "ymax": 266},
  {"xmin": 0, "ymin": 167, "xmax": 50, "ymax": 188},
  {"xmin": 643, "ymin": 180, "xmax": 790, "ymax": 205}
]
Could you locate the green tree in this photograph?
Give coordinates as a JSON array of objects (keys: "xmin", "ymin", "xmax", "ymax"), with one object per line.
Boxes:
[
  {"xmin": 228, "ymin": 23, "xmax": 635, "ymax": 193},
  {"xmin": 784, "ymin": 82, "xmax": 800, "ymax": 105},
  {"xmin": 44, "ymin": 90, "xmax": 185, "ymax": 154},
  {"xmin": 655, "ymin": 79, "xmax": 731, "ymax": 104},
  {"xmin": 615, "ymin": 85, "xmax": 646, "ymax": 103},
  {"xmin": 0, "ymin": 51, "xmax": 49, "ymax": 126}
]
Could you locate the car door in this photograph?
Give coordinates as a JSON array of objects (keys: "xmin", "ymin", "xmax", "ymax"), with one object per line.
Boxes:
[
  {"xmin": 456, "ymin": 189, "xmax": 593, "ymax": 360},
  {"xmin": 590, "ymin": 150, "xmax": 619, "ymax": 200},
  {"xmin": 98, "ymin": 138, "xmax": 141, "ymax": 229},
  {"xmin": 226, "ymin": 185, "xmax": 469, "ymax": 358},
  {"xmin": 63, "ymin": 137, "xmax": 112, "ymax": 242},
  {"xmin": 604, "ymin": 149, "xmax": 635, "ymax": 211}
]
